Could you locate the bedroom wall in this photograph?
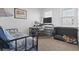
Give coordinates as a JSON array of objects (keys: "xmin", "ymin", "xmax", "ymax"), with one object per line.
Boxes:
[{"xmin": 0, "ymin": 8, "xmax": 41, "ymax": 34}]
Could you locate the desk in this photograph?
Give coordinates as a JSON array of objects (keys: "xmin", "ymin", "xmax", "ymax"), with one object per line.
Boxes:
[{"xmin": 29, "ymin": 27, "xmax": 55, "ymax": 36}]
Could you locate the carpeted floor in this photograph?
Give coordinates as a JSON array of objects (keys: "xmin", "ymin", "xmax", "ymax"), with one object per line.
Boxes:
[{"xmin": 38, "ymin": 36, "xmax": 79, "ymax": 51}]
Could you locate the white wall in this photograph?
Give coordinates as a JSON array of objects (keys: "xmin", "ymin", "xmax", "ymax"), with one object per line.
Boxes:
[
  {"xmin": 52, "ymin": 8, "xmax": 62, "ymax": 27},
  {"xmin": 0, "ymin": 8, "xmax": 40, "ymax": 34}
]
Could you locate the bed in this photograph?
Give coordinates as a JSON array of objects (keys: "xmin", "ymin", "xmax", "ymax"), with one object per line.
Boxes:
[{"xmin": 0, "ymin": 27, "xmax": 38, "ymax": 51}]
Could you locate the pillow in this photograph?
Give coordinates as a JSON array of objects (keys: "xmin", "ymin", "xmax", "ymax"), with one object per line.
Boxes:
[
  {"xmin": 0, "ymin": 26, "xmax": 14, "ymax": 49},
  {"xmin": 0, "ymin": 27, "xmax": 10, "ymax": 48},
  {"xmin": 0, "ymin": 27, "xmax": 8, "ymax": 41},
  {"xmin": 2, "ymin": 27, "xmax": 14, "ymax": 40}
]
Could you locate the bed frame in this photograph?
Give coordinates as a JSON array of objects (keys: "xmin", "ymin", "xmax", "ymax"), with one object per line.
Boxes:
[{"xmin": 0, "ymin": 28, "xmax": 38, "ymax": 51}]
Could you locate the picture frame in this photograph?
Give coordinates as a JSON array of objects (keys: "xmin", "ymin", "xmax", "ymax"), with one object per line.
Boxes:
[{"xmin": 14, "ymin": 8, "xmax": 27, "ymax": 19}]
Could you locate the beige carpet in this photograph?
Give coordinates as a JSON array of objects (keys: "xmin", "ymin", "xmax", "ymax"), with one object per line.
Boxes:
[{"xmin": 38, "ymin": 36, "xmax": 79, "ymax": 51}]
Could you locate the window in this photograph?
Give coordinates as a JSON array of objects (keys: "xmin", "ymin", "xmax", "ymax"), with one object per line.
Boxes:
[
  {"xmin": 62, "ymin": 8, "xmax": 76, "ymax": 26},
  {"xmin": 63, "ymin": 8, "xmax": 75, "ymax": 17}
]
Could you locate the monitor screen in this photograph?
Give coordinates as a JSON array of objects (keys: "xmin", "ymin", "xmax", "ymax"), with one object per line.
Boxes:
[{"xmin": 43, "ymin": 17, "xmax": 52, "ymax": 23}]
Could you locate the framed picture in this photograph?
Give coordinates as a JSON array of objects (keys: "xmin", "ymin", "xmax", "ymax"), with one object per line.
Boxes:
[{"xmin": 14, "ymin": 8, "xmax": 27, "ymax": 19}]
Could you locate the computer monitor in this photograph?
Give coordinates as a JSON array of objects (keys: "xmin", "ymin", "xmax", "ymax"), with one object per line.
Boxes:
[{"xmin": 43, "ymin": 17, "xmax": 52, "ymax": 23}]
